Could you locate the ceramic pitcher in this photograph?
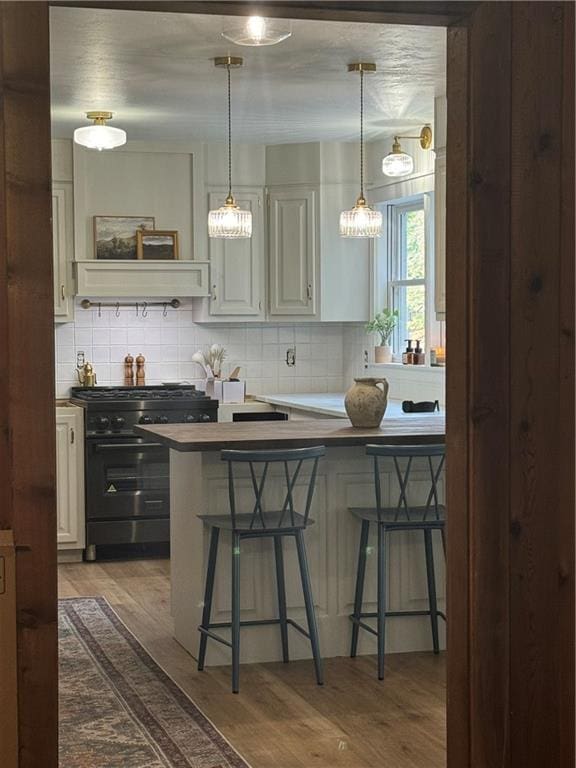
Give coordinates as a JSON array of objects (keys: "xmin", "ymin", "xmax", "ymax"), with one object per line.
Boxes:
[{"xmin": 344, "ymin": 377, "xmax": 389, "ymax": 428}]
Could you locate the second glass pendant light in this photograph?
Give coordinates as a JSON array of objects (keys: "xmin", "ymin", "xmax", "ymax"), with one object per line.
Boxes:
[
  {"xmin": 208, "ymin": 56, "xmax": 252, "ymax": 239},
  {"xmin": 339, "ymin": 63, "xmax": 382, "ymax": 238}
]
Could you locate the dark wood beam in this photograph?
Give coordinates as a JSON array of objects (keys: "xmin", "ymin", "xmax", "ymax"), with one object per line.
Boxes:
[
  {"xmin": 0, "ymin": 3, "xmax": 58, "ymax": 766},
  {"xmin": 49, "ymin": 0, "xmax": 478, "ymax": 26}
]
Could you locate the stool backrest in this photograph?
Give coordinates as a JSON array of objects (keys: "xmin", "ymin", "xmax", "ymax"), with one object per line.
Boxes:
[
  {"xmin": 220, "ymin": 446, "xmax": 325, "ymax": 531},
  {"xmin": 366, "ymin": 444, "xmax": 445, "ymax": 522}
]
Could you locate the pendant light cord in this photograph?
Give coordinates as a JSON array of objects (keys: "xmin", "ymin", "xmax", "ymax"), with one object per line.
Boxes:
[
  {"xmin": 227, "ymin": 63, "xmax": 233, "ymax": 201},
  {"xmin": 360, "ymin": 68, "xmax": 365, "ymax": 202}
]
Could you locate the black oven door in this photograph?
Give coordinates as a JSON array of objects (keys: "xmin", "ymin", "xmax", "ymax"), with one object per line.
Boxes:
[{"xmin": 86, "ymin": 437, "xmax": 170, "ymax": 522}]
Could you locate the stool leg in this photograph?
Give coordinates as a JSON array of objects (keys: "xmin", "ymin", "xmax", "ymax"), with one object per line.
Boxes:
[
  {"xmin": 231, "ymin": 533, "xmax": 241, "ymax": 693},
  {"xmin": 274, "ymin": 536, "xmax": 289, "ymax": 663},
  {"xmin": 351, "ymin": 519, "xmax": 370, "ymax": 658},
  {"xmin": 441, "ymin": 528, "xmax": 446, "ymax": 558},
  {"xmin": 424, "ymin": 529, "xmax": 440, "ymax": 654},
  {"xmin": 377, "ymin": 524, "xmax": 387, "ymax": 680},
  {"xmin": 198, "ymin": 527, "xmax": 220, "ymax": 672},
  {"xmin": 295, "ymin": 529, "xmax": 323, "ymax": 686}
]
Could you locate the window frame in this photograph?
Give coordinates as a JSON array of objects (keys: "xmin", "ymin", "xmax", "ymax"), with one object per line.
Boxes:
[{"xmin": 373, "ymin": 189, "xmax": 443, "ymax": 361}]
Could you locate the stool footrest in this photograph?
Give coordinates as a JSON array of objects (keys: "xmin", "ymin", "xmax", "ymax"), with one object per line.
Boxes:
[
  {"xmin": 198, "ymin": 627, "xmax": 233, "ymax": 649},
  {"xmin": 199, "ymin": 617, "xmax": 311, "ymax": 641},
  {"xmin": 349, "ymin": 609, "xmax": 447, "ymax": 622}
]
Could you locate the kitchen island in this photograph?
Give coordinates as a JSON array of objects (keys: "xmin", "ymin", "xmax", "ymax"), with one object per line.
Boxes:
[{"xmin": 136, "ymin": 416, "xmax": 446, "ymax": 666}]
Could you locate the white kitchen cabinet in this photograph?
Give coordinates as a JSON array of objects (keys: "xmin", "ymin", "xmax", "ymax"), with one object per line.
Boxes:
[
  {"xmin": 52, "ymin": 181, "xmax": 74, "ymax": 322},
  {"xmin": 207, "ymin": 187, "xmax": 265, "ymax": 318},
  {"xmin": 268, "ymin": 186, "xmax": 317, "ymax": 316},
  {"xmin": 56, "ymin": 406, "xmax": 85, "ymax": 558},
  {"xmin": 265, "ymin": 142, "xmax": 371, "ymax": 322}
]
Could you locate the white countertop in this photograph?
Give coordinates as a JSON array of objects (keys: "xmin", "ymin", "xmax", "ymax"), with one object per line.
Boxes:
[{"xmin": 254, "ymin": 393, "xmax": 443, "ymax": 419}]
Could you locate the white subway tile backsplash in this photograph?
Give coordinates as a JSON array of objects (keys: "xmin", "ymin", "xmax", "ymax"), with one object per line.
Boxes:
[
  {"xmin": 278, "ymin": 326, "xmax": 295, "ymax": 343},
  {"xmin": 262, "ymin": 327, "xmax": 278, "ymax": 344},
  {"xmin": 92, "ymin": 346, "xmax": 111, "ymax": 363},
  {"xmin": 56, "ymin": 343, "xmax": 75, "ymax": 364},
  {"xmin": 294, "ymin": 326, "xmax": 310, "ymax": 343},
  {"xmin": 160, "ymin": 345, "xmax": 179, "ymax": 363},
  {"xmin": 143, "ymin": 327, "xmax": 162, "ymax": 345},
  {"xmin": 160, "ymin": 327, "xmax": 179, "ymax": 346},
  {"xmin": 74, "ymin": 328, "xmax": 93, "ymax": 348},
  {"xmin": 110, "ymin": 346, "xmax": 127, "ymax": 363},
  {"xmin": 262, "ymin": 344, "xmax": 278, "ymax": 362},
  {"xmin": 58, "ymin": 301, "xmax": 443, "ymax": 401}
]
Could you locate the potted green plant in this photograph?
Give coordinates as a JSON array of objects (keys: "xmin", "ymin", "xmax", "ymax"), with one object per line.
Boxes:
[{"xmin": 365, "ymin": 308, "xmax": 398, "ymax": 363}]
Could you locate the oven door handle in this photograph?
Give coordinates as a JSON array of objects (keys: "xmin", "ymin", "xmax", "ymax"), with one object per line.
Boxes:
[{"xmin": 94, "ymin": 442, "xmax": 165, "ymax": 452}]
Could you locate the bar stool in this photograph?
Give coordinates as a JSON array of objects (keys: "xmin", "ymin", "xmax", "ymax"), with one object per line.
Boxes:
[
  {"xmin": 349, "ymin": 444, "xmax": 446, "ymax": 679},
  {"xmin": 197, "ymin": 445, "xmax": 325, "ymax": 693}
]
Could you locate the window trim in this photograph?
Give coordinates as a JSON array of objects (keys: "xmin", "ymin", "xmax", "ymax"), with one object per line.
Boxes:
[
  {"xmin": 371, "ymin": 180, "xmax": 443, "ymax": 361},
  {"xmin": 387, "ymin": 198, "xmax": 427, "ymax": 354}
]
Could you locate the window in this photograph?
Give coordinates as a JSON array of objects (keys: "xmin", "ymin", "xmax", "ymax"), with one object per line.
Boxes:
[{"xmin": 377, "ymin": 193, "xmax": 442, "ymax": 359}]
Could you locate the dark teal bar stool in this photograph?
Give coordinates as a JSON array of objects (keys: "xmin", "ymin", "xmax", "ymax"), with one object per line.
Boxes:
[
  {"xmin": 197, "ymin": 445, "xmax": 325, "ymax": 693},
  {"xmin": 349, "ymin": 444, "xmax": 446, "ymax": 680}
]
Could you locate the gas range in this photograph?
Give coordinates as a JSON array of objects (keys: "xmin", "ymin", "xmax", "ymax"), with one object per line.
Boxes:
[
  {"xmin": 71, "ymin": 385, "xmax": 218, "ymax": 437},
  {"xmin": 71, "ymin": 385, "xmax": 218, "ymax": 560}
]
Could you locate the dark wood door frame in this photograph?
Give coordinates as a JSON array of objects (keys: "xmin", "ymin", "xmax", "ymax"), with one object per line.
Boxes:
[{"xmin": 1, "ymin": 2, "xmax": 573, "ymax": 767}]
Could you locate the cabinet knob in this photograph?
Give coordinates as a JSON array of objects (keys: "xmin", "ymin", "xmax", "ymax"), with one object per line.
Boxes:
[
  {"xmin": 70, "ymin": 428, "xmax": 75, "ymax": 445},
  {"xmin": 212, "ymin": 285, "xmax": 217, "ymax": 301},
  {"xmin": 61, "ymin": 284, "xmax": 65, "ymax": 301},
  {"xmin": 307, "ymin": 283, "xmax": 312, "ymax": 301}
]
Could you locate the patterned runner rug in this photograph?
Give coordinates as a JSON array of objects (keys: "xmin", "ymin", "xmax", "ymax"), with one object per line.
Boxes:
[{"xmin": 59, "ymin": 597, "xmax": 250, "ymax": 768}]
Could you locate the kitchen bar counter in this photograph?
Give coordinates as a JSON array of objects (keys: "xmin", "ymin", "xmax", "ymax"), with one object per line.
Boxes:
[
  {"xmin": 134, "ymin": 414, "xmax": 445, "ymax": 451},
  {"xmin": 137, "ymin": 416, "xmax": 446, "ymax": 667}
]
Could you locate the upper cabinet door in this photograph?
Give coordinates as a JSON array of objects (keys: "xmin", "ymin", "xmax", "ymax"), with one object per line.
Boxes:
[
  {"xmin": 268, "ymin": 187, "xmax": 317, "ymax": 316},
  {"xmin": 52, "ymin": 183, "xmax": 74, "ymax": 322},
  {"xmin": 208, "ymin": 188, "xmax": 264, "ymax": 317}
]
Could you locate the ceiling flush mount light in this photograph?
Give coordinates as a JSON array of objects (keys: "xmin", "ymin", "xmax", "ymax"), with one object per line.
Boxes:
[
  {"xmin": 340, "ymin": 63, "xmax": 382, "ymax": 239},
  {"xmin": 208, "ymin": 57, "xmax": 252, "ymax": 240},
  {"xmin": 381, "ymin": 125, "xmax": 433, "ymax": 177},
  {"xmin": 221, "ymin": 15, "xmax": 292, "ymax": 46},
  {"xmin": 73, "ymin": 111, "xmax": 127, "ymax": 151}
]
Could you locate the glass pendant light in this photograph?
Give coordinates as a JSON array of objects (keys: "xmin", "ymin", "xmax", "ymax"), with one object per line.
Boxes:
[
  {"xmin": 382, "ymin": 126, "xmax": 433, "ymax": 177},
  {"xmin": 208, "ymin": 57, "xmax": 252, "ymax": 240},
  {"xmin": 73, "ymin": 111, "xmax": 127, "ymax": 151},
  {"xmin": 340, "ymin": 63, "xmax": 382, "ymax": 239},
  {"xmin": 221, "ymin": 16, "xmax": 292, "ymax": 46}
]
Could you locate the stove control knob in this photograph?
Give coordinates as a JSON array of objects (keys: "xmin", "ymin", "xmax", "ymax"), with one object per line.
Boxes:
[
  {"xmin": 184, "ymin": 414, "xmax": 197, "ymax": 424},
  {"xmin": 94, "ymin": 416, "xmax": 110, "ymax": 430},
  {"xmin": 139, "ymin": 415, "xmax": 153, "ymax": 425},
  {"xmin": 111, "ymin": 416, "xmax": 125, "ymax": 430},
  {"xmin": 157, "ymin": 415, "xmax": 169, "ymax": 424},
  {"xmin": 200, "ymin": 413, "xmax": 212, "ymax": 422}
]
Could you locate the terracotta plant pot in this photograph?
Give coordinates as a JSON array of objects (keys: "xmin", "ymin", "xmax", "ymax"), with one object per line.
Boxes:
[
  {"xmin": 374, "ymin": 345, "xmax": 392, "ymax": 364},
  {"xmin": 344, "ymin": 377, "xmax": 389, "ymax": 428}
]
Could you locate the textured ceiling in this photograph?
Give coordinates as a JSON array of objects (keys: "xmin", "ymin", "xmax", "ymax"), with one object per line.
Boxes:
[{"xmin": 49, "ymin": 8, "xmax": 446, "ymax": 144}]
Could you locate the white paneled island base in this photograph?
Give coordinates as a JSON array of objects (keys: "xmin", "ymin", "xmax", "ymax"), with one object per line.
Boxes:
[{"xmin": 137, "ymin": 418, "xmax": 446, "ymax": 666}]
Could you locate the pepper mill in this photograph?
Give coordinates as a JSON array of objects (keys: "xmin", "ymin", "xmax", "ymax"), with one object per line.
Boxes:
[
  {"xmin": 124, "ymin": 354, "xmax": 134, "ymax": 386},
  {"xmin": 136, "ymin": 353, "xmax": 146, "ymax": 386}
]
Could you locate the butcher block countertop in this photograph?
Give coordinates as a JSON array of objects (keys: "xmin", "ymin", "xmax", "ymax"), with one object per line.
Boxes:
[{"xmin": 135, "ymin": 415, "xmax": 445, "ymax": 452}]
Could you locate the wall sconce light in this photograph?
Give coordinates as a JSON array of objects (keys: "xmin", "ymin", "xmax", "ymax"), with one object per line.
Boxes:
[{"xmin": 381, "ymin": 125, "xmax": 433, "ymax": 177}]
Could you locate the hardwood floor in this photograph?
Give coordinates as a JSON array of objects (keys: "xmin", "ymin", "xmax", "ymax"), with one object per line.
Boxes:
[{"xmin": 58, "ymin": 559, "xmax": 446, "ymax": 768}]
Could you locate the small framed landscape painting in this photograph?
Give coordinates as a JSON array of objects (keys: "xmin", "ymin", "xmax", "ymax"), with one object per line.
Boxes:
[
  {"xmin": 136, "ymin": 230, "xmax": 179, "ymax": 260},
  {"xmin": 94, "ymin": 216, "xmax": 155, "ymax": 260}
]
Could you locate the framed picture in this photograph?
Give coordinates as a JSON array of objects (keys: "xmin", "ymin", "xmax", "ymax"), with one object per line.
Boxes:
[
  {"xmin": 93, "ymin": 216, "xmax": 155, "ymax": 260},
  {"xmin": 136, "ymin": 230, "xmax": 179, "ymax": 261}
]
